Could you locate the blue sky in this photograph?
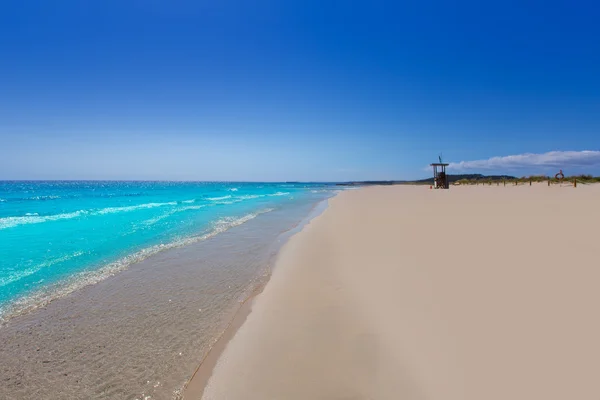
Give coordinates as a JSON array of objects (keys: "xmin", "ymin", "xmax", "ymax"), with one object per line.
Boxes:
[{"xmin": 1, "ymin": 0, "xmax": 599, "ymax": 181}]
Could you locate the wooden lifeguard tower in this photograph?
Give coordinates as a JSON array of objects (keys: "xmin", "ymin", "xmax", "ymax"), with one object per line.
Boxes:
[{"xmin": 430, "ymin": 156, "xmax": 449, "ymax": 189}]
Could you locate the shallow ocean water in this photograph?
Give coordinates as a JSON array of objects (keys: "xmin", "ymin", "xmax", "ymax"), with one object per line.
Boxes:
[
  {"xmin": 0, "ymin": 181, "xmax": 337, "ymax": 399},
  {"xmin": 0, "ymin": 181, "xmax": 335, "ymax": 320}
]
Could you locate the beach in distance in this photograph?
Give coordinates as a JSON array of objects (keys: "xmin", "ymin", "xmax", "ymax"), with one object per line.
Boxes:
[{"xmin": 195, "ymin": 183, "xmax": 600, "ymax": 400}]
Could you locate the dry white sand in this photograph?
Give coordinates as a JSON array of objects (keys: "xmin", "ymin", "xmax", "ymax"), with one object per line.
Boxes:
[{"xmin": 199, "ymin": 183, "xmax": 600, "ymax": 400}]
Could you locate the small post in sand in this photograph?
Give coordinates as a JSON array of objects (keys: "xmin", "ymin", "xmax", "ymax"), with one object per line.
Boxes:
[{"xmin": 574, "ymin": 178, "xmax": 577, "ymax": 188}]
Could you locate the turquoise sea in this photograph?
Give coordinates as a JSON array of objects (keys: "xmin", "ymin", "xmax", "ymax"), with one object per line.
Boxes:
[{"xmin": 0, "ymin": 181, "xmax": 337, "ymax": 321}]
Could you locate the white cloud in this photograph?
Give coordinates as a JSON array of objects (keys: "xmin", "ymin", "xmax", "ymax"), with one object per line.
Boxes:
[{"xmin": 448, "ymin": 151, "xmax": 600, "ymax": 171}]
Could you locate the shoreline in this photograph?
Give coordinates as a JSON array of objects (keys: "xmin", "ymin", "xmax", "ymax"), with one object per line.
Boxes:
[
  {"xmin": 181, "ymin": 196, "xmax": 334, "ymax": 399},
  {"xmin": 0, "ymin": 192, "xmax": 335, "ymax": 400},
  {"xmin": 181, "ymin": 283, "xmax": 263, "ymax": 400}
]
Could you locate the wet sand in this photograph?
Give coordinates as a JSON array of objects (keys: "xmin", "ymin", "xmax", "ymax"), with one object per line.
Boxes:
[
  {"xmin": 199, "ymin": 183, "xmax": 600, "ymax": 400},
  {"xmin": 182, "ymin": 288, "xmax": 259, "ymax": 400}
]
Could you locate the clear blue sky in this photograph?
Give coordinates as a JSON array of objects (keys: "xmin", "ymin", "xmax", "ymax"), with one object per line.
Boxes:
[{"xmin": 1, "ymin": 0, "xmax": 599, "ymax": 181}]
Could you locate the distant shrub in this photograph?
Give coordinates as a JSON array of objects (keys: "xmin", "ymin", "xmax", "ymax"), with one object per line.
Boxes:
[{"xmin": 528, "ymin": 175, "xmax": 548, "ymax": 182}]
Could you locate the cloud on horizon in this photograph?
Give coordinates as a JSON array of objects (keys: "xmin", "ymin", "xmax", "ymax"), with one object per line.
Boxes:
[{"xmin": 448, "ymin": 151, "xmax": 600, "ymax": 172}]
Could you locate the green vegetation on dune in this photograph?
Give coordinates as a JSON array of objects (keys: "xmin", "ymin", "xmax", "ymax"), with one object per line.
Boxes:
[
  {"xmin": 453, "ymin": 174, "xmax": 600, "ymax": 185},
  {"xmin": 336, "ymin": 174, "xmax": 600, "ymax": 186}
]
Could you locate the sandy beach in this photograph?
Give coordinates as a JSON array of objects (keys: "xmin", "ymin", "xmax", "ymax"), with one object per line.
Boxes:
[{"xmin": 191, "ymin": 183, "xmax": 600, "ymax": 400}]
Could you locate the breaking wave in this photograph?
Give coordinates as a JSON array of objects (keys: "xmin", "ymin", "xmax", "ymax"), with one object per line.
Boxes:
[
  {"xmin": 206, "ymin": 195, "xmax": 232, "ymax": 201},
  {"xmin": 0, "ymin": 201, "xmax": 180, "ymax": 230},
  {"xmin": 140, "ymin": 204, "xmax": 208, "ymax": 226},
  {"xmin": 0, "ymin": 211, "xmax": 88, "ymax": 230},
  {"xmin": 0, "ymin": 208, "xmax": 274, "ymax": 323},
  {"xmin": 95, "ymin": 202, "xmax": 178, "ymax": 215},
  {"xmin": 235, "ymin": 194, "xmax": 264, "ymax": 200},
  {"xmin": 0, "ymin": 251, "xmax": 85, "ymax": 288}
]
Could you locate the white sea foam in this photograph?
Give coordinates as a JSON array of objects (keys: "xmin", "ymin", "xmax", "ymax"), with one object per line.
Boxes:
[
  {"xmin": 210, "ymin": 208, "xmax": 274, "ymax": 234},
  {"xmin": 206, "ymin": 195, "xmax": 232, "ymax": 201},
  {"xmin": 235, "ymin": 194, "xmax": 264, "ymax": 200},
  {"xmin": 0, "ymin": 210, "xmax": 88, "ymax": 230},
  {"xmin": 0, "ymin": 209, "xmax": 274, "ymax": 323},
  {"xmin": 181, "ymin": 199, "xmax": 195, "ymax": 204},
  {"xmin": 0, "ymin": 251, "xmax": 85, "ymax": 288},
  {"xmin": 95, "ymin": 201, "xmax": 177, "ymax": 215},
  {"xmin": 228, "ymin": 188, "xmax": 238, "ymax": 192},
  {"xmin": 0, "ymin": 201, "xmax": 181, "ymax": 230},
  {"xmin": 28, "ymin": 195, "xmax": 61, "ymax": 200},
  {"xmin": 141, "ymin": 212, "xmax": 177, "ymax": 227},
  {"xmin": 214, "ymin": 199, "xmax": 245, "ymax": 205},
  {"xmin": 179, "ymin": 205, "xmax": 206, "ymax": 211},
  {"xmin": 141, "ymin": 204, "xmax": 207, "ymax": 226},
  {"xmin": 213, "ymin": 192, "xmax": 289, "ymax": 204}
]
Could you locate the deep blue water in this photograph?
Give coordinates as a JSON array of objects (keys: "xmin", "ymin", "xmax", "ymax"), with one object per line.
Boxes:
[{"xmin": 0, "ymin": 181, "xmax": 337, "ymax": 320}]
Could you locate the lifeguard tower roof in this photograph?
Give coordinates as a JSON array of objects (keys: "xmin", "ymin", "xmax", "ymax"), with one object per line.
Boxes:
[{"xmin": 430, "ymin": 163, "xmax": 449, "ymax": 166}]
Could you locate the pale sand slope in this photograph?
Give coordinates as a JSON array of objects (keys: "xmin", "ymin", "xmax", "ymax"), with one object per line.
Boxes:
[{"xmin": 202, "ymin": 184, "xmax": 600, "ymax": 400}]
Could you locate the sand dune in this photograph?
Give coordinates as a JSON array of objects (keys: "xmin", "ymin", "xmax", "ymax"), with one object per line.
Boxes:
[{"xmin": 198, "ymin": 184, "xmax": 600, "ymax": 400}]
